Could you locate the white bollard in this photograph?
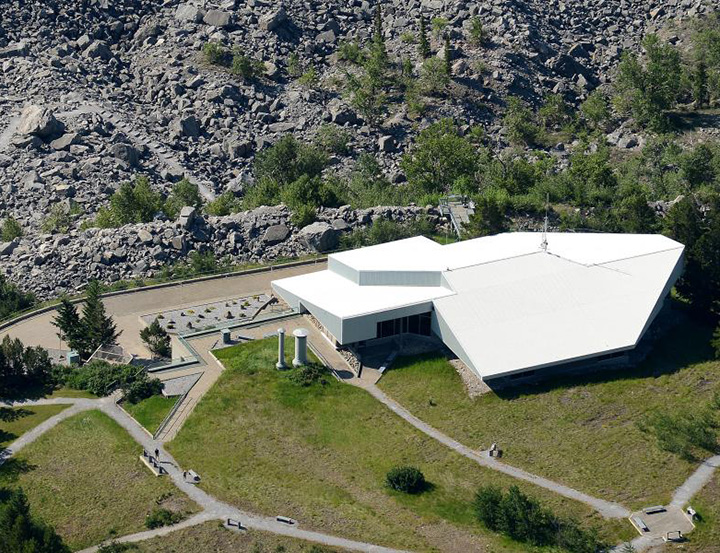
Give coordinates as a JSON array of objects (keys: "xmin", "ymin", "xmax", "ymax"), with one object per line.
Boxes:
[
  {"xmin": 293, "ymin": 328, "xmax": 309, "ymax": 367},
  {"xmin": 276, "ymin": 328, "xmax": 287, "ymax": 369}
]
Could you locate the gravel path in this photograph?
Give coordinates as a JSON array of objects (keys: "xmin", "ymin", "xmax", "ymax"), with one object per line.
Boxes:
[
  {"xmin": 1, "ymin": 397, "xmax": 409, "ymax": 553},
  {"xmin": 364, "ymin": 384, "xmax": 631, "ymax": 519}
]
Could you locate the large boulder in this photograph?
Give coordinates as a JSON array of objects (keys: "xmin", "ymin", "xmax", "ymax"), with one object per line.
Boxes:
[
  {"xmin": 0, "ymin": 41, "xmax": 29, "ymax": 58},
  {"xmin": 261, "ymin": 224, "xmax": 290, "ymax": 246},
  {"xmin": 111, "ymin": 143, "xmax": 140, "ymax": 166},
  {"xmin": 298, "ymin": 222, "xmax": 339, "ymax": 253},
  {"xmin": 82, "ymin": 41, "xmax": 113, "ymax": 61},
  {"xmin": 175, "ymin": 3, "xmax": 203, "ymax": 23},
  {"xmin": 259, "ymin": 8, "xmax": 287, "ymax": 31},
  {"xmin": 17, "ymin": 105, "xmax": 65, "ymax": 139},
  {"xmin": 203, "ymin": 9, "xmax": 232, "ymax": 28},
  {"xmin": 172, "ymin": 116, "xmax": 201, "ymax": 139}
]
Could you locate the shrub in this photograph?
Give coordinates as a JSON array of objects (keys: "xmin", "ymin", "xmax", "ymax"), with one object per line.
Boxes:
[
  {"xmin": 290, "ymin": 204, "xmax": 317, "ymax": 228},
  {"xmin": 341, "ymin": 218, "xmax": 435, "ymax": 249},
  {"xmin": 580, "ymin": 91, "xmax": 610, "ymax": 130},
  {"xmin": 123, "ymin": 373, "xmax": 163, "ymax": 404},
  {"xmin": 204, "ymin": 191, "xmax": 242, "ymax": 216},
  {"xmin": 98, "ymin": 543, "xmax": 138, "ymax": 553},
  {"xmin": 298, "ymin": 66, "xmax": 319, "ymax": 88},
  {"xmin": 1, "ymin": 217, "xmax": 23, "ymax": 241},
  {"xmin": 254, "ymin": 135, "xmax": 328, "ymax": 188},
  {"xmin": 385, "ymin": 466, "xmax": 427, "ymax": 494},
  {"xmin": 203, "ymin": 42, "xmax": 229, "ymax": 66},
  {"xmin": 232, "ymin": 50, "xmax": 264, "ymax": 80},
  {"xmin": 713, "ymin": 323, "xmax": 720, "ymax": 359},
  {"xmin": 314, "ymin": 124, "xmax": 351, "ymax": 155},
  {"xmin": 287, "ymin": 53, "xmax": 302, "ymax": 77},
  {"xmin": 164, "ymin": 178, "xmax": 203, "ymax": 219},
  {"xmin": 144, "ymin": 508, "xmax": 182, "ymax": 529},
  {"xmin": 419, "ymin": 57, "xmax": 449, "ymax": 95},
  {"xmin": 638, "ymin": 410, "xmax": 718, "ymax": 461},
  {"xmin": 93, "ymin": 176, "xmax": 163, "ymax": 228},
  {"xmin": 400, "ymin": 32, "xmax": 416, "ymax": 44},
  {"xmin": 42, "ymin": 202, "xmax": 82, "ymax": 233},
  {"xmin": 0, "ymin": 275, "xmax": 36, "ymax": 321},
  {"xmin": 337, "ymin": 41, "xmax": 364, "ymax": 64},
  {"xmin": 431, "ymin": 17, "xmax": 449, "ymax": 38},
  {"xmin": 504, "ymin": 96, "xmax": 542, "ymax": 146},
  {"xmin": 468, "ymin": 17, "xmax": 485, "ymax": 46},
  {"xmin": 61, "ymin": 361, "xmax": 137, "ymax": 397},
  {"xmin": 288, "ymin": 363, "xmax": 327, "ymax": 386}
]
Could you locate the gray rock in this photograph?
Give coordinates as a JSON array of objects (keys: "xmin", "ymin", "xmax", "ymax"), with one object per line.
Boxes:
[
  {"xmin": 178, "ymin": 206, "xmax": 197, "ymax": 229},
  {"xmin": 0, "ymin": 240, "xmax": 18, "ymax": 256},
  {"xmin": 298, "ymin": 222, "xmax": 339, "ymax": 253},
  {"xmin": 50, "ymin": 133, "xmax": 80, "ymax": 151},
  {"xmin": 172, "ymin": 116, "xmax": 201, "ymax": 138},
  {"xmin": 378, "ymin": 135, "xmax": 396, "ymax": 152},
  {"xmin": 82, "ymin": 41, "xmax": 113, "ymax": 61},
  {"xmin": 112, "ymin": 143, "xmax": 140, "ymax": 167},
  {"xmin": 261, "ymin": 224, "xmax": 290, "ymax": 246},
  {"xmin": 175, "ymin": 3, "xmax": 203, "ymax": 23},
  {"xmin": 0, "ymin": 41, "xmax": 29, "ymax": 58},
  {"xmin": 17, "ymin": 105, "xmax": 65, "ymax": 139},
  {"xmin": 203, "ymin": 9, "xmax": 232, "ymax": 28},
  {"xmin": 259, "ymin": 8, "xmax": 287, "ymax": 32}
]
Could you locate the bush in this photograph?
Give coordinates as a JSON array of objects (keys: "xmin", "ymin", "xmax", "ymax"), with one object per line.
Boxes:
[
  {"xmin": 337, "ymin": 41, "xmax": 364, "ymax": 64},
  {"xmin": 1, "ymin": 217, "xmax": 23, "ymax": 241},
  {"xmin": 98, "ymin": 543, "xmax": 138, "ymax": 553},
  {"xmin": 164, "ymin": 178, "xmax": 203, "ymax": 219},
  {"xmin": 203, "ymin": 42, "xmax": 230, "ymax": 66},
  {"xmin": 144, "ymin": 508, "xmax": 182, "ymax": 529},
  {"xmin": 232, "ymin": 50, "xmax": 264, "ymax": 80},
  {"xmin": 298, "ymin": 66, "xmax": 319, "ymax": 88},
  {"xmin": 123, "ymin": 374, "xmax": 163, "ymax": 404},
  {"xmin": 290, "ymin": 204, "xmax": 317, "ymax": 228},
  {"xmin": 93, "ymin": 176, "xmax": 164, "ymax": 228},
  {"xmin": 204, "ymin": 190, "xmax": 242, "ymax": 216},
  {"xmin": 287, "ymin": 53, "xmax": 302, "ymax": 77},
  {"xmin": 504, "ymin": 96, "xmax": 542, "ymax": 146},
  {"xmin": 314, "ymin": 124, "xmax": 351, "ymax": 156},
  {"xmin": 385, "ymin": 466, "xmax": 427, "ymax": 494},
  {"xmin": 288, "ymin": 363, "xmax": 327, "ymax": 386},
  {"xmin": 418, "ymin": 57, "xmax": 449, "ymax": 95},
  {"xmin": 468, "ymin": 17, "xmax": 485, "ymax": 46},
  {"xmin": 0, "ymin": 336, "xmax": 54, "ymax": 398},
  {"xmin": 42, "ymin": 202, "xmax": 82, "ymax": 233},
  {"xmin": 341, "ymin": 218, "xmax": 435, "ymax": 249},
  {"xmin": 474, "ymin": 485, "xmax": 604, "ymax": 551},
  {"xmin": 61, "ymin": 361, "xmax": 137, "ymax": 397},
  {"xmin": 431, "ymin": 17, "xmax": 448, "ymax": 38}
]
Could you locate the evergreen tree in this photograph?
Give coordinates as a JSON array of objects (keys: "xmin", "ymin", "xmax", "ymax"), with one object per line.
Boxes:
[
  {"xmin": 418, "ymin": 16, "xmax": 430, "ymax": 58},
  {"xmin": 365, "ymin": 3, "xmax": 389, "ymax": 89},
  {"xmin": 444, "ymin": 34, "xmax": 452, "ymax": 77},
  {"xmin": 81, "ymin": 280, "xmax": 121, "ymax": 358},
  {"xmin": 140, "ymin": 318, "xmax": 171, "ymax": 358},
  {"xmin": 692, "ymin": 59, "xmax": 710, "ymax": 108},
  {"xmin": 0, "ymin": 488, "xmax": 69, "ymax": 553},
  {"xmin": 53, "ymin": 297, "xmax": 84, "ymax": 353}
]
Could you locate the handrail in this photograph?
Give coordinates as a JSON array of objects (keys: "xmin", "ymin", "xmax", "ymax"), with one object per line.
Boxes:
[{"xmin": 153, "ymin": 390, "xmax": 187, "ymax": 440}]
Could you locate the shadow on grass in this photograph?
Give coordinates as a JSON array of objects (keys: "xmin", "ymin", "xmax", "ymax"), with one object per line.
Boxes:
[
  {"xmin": 1, "ymin": 383, "xmax": 57, "ymax": 402},
  {"xmin": 668, "ymin": 109, "xmax": 720, "ymax": 132},
  {"xmin": 387, "ymin": 310, "xmax": 716, "ymax": 402},
  {"xmin": 0, "ymin": 457, "xmax": 37, "ymax": 482},
  {"xmin": 0, "ymin": 407, "xmax": 33, "ymax": 422},
  {"xmin": 493, "ymin": 317, "xmax": 715, "ymax": 401}
]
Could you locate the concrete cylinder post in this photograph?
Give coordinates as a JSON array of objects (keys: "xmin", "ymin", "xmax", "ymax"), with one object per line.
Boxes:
[
  {"xmin": 276, "ymin": 328, "xmax": 287, "ymax": 370},
  {"xmin": 293, "ymin": 328, "xmax": 309, "ymax": 367}
]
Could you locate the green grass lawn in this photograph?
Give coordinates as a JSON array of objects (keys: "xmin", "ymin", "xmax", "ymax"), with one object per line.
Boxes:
[
  {"xmin": 683, "ymin": 472, "xmax": 720, "ymax": 552},
  {"xmin": 0, "ymin": 405, "xmax": 69, "ymax": 447},
  {"xmin": 379, "ymin": 319, "xmax": 720, "ymax": 510},
  {"xmin": 123, "ymin": 395, "xmax": 177, "ymax": 434},
  {"xmin": 125, "ymin": 521, "xmax": 343, "ymax": 553},
  {"xmin": 168, "ymin": 338, "xmax": 632, "ymax": 553},
  {"xmin": 0, "ymin": 409, "xmax": 198, "ymax": 550},
  {"xmin": 48, "ymin": 387, "xmax": 98, "ymax": 399}
]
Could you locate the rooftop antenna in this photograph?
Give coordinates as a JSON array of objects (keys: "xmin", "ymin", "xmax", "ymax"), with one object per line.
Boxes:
[{"xmin": 540, "ymin": 193, "xmax": 549, "ymax": 252}]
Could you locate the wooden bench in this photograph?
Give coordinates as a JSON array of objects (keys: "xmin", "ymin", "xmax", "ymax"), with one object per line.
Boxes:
[
  {"xmin": 643, "ymin": 505, "xmax": 666, "ymax": 515},
  {"xmin": 276, "ymin": 515, "xmax": 296, "ymax": 525},
  {"xmin": 632, "ymin": 516, "xmax": 649, "ymax": 533}
]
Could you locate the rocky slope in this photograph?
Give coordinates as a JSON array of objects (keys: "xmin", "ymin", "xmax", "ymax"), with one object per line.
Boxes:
[{"xmin": 0, "ymin": 0, "xmax": 713, "ymax": 298}]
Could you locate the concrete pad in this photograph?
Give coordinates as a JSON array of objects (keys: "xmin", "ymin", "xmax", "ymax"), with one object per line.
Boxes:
[{"xmin": 629, "ymin": 505, "xmax": 694, "ymax": 542}]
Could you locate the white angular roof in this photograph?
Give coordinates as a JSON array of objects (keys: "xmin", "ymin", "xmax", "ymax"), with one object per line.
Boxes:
[{"xmin": 272, "ymin": 232, "xmax": 684, "ymax": 380}]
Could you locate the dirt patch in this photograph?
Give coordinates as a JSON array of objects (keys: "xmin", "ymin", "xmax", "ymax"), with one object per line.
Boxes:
[{"xmin": 450, "ymin": 357, "xmax": 491, "ymax": 397}]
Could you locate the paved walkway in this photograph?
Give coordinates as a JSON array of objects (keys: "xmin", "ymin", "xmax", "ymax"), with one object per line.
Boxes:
[
  {"xmin": 362, "ymin": 385, "xmax": 631, "ymax": 519},
  {"xmin": 2, "ymin": 396, "xmax": 409, "ymax": 553}
]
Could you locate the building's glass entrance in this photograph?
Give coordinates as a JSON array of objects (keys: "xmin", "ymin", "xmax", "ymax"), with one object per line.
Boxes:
[{"xmin": 376, "ymin": 313, "xmax": 432, "ymax": 339}]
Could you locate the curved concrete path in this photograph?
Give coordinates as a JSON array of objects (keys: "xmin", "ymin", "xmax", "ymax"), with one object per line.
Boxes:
[
  {"xmin": 364, "ymin": 385, "xmax": 631, "ymax": 519},
  {"xmin": 1, "ymin": 396, "xmax": 408, "ymax": 553}
]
